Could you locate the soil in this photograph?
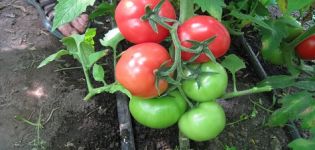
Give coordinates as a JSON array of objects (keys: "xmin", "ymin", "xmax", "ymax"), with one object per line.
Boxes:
[{"xmin": 0, "ymin": 0, "xmax": 289, "ymax": 150}]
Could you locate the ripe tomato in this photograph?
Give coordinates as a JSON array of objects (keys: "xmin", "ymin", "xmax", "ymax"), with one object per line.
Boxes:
[
  {"xmin": 182, "ymin": 62, "xmax": 228, "ymax": 102},
  {"xmin": 115, "ymin": 0, "xmax": 176, "ymax": 44},
  {"xmin": 115, "ymin": 43, "xmax": 171, "ymax": 98},
  {"xmin": 129, "ymin": 91, "xmax": 187, "ymax": 129},
  {"xmin": 178, "ymin": 15, "xmax": 231, "ymax": 63},
  {"xmin": 178, "ymin": 102, "xmax": 226, "ymax": 141},
  {"xmin": 295, "ymin": 35, "xmax": 315, "ymax": 60}
]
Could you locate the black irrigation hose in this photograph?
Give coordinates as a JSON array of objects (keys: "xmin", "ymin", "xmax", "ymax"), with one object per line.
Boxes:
[
  {"xmin": 239, "ymin": 35, "xmax": 302, "ymax": 140},
  {"xmin": 109, "ymin": 0, "xmax": 136, "ymax": 150}
]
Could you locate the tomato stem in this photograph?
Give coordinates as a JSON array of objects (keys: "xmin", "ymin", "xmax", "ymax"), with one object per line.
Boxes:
[
  {"xmin": 178, "ymin": 86, "xmax": 194, "ymax": 108},
  {"xmin": 221, "ymin": 86, "xmax": 272, "ymax": 99},
  {"xmin": 179, "ymin": 0, "xmax": 194, "ymax": 23}
]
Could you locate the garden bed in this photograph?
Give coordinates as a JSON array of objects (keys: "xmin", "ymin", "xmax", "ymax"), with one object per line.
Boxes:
[{"xmin": 1, "ymin": 0, "xmax": 314, "ymax": 150}]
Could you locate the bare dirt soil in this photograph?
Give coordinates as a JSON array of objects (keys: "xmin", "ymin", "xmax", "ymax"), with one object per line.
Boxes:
[{"xmin": 0, "ymin": 0, "xmax": 289, "ymax": 150}]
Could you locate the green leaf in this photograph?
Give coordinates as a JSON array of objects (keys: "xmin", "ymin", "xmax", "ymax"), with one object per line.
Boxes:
[
  {"xmin": 37, "ymin": 50, "xmax": 69, "ymax": 68},
  {"xmin": 92, "ymin": 64, "xmax": 105, "ymax": 83},
  {"xmin": 294, "ymin": 80, "xmax": 315, "ymax": 91},
  {"xmin": 268, "ymin": 91, "xmax": 314, "ymax": 126},
  {"xmin": 84, "ymin": 28, "xmax": 96, "ymax": 46},
  {"xmin": 52, "ymin": 0, "xmax": 96, "ymax": 31},
  {"xmin": 194, "ymin": 0, "xmax": 226, "ymax": 21},
  {"xmin": 221, "ymin": 54, "xmax": 246, "ymax": 75},
  {"xmin": 100, "ymin": 28, "xmax": 125, "ymax": 49},
  {"xmin": 300, "ymin": 108, "xmax": 315, "ymax": 128},
  {"xmin": 286, "ymin": 0, "xmax": 314, "ymax": 14},
  {"xmin": 258, "ymin": 75, "xmax": 296, "ymax": 89},
  {"xmin": 255, "ymin": 2, "xmax": 270, "ymax": 16},
  {"xmin": 89, "ymin": 2, "xmax": 115, "ymax": 20},
  {"xmin": 61, "ymin": 32, "xmax": 95, "ymax": 66},
  {"xmin": 88, "ymin": 50, "xmax": 108, "ymax": 68},
  {"xmin": 230, "ymin": 10, "xmax": 273, "ymax": 31},
  {"xmin": 288, "ymin": 138, "xmax": 315, "ymax": 150},
  {"xmin": 62, "ymin": 34, "xmax": 85, "ymax": 55}
]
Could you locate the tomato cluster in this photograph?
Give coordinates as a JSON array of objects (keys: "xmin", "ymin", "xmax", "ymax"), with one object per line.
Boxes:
[{"xmin": 115, "ymin": 0, "xmax": 231, "ymax": 141}]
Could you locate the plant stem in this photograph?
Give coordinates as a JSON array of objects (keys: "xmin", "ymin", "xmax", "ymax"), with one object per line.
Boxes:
[
  {"xmin": 227, "ymin": 117, "xmax": 248, "ymax": 126},
  {"xmin": 178, "ymin": 86, "xmax": 194, "ymax": 108},
  {"xmin": 77, "ymin": 46, "xmax": 94, "ymax": 92},
  {"xmin": 179, "ymin": 0, "xmax": 194, "ymax": 23},
  {"xmin": 36, "ymin": 108, "xmax": 43, "ymax": 148},
  {"xmin": 84, "ymin": 85, "xmax": 112, "ymax": 101},
  {"xmin": 221, "ymin": 86, "xmax": 272, "ymax": 99},
  {"xmin": 250, "ymin": 99, "xmax": 273, "ymax": 113},
  {"xmin": 232, "ymin": 74, "xmax": 237, "ymax": 92}
]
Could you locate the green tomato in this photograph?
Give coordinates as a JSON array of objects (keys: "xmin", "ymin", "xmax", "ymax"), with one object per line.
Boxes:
[
  {"xmin": 261, "ymin": 48, "xmax": 285, "ymax": 65},
  {"xmin": 182, "ymin": 62, "xmax": 228, "ymax": 102},
  {"xmin": 129, "ymin": 91, "xmax": 187, "ymax": 129},
  {"xmin": 178, "ymin": 102, "xmax": 226, "ymax": 141}
]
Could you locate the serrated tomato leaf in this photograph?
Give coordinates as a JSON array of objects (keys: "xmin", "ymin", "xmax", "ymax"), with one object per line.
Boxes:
[
  {"xmin": 89, "ymin": 2, "xmax": 115, "ymax": 20},
  {"xmin": 294, "ymin": 80, "xmax": 315, "ymax": 91},
  {"xmin": 230, "ymin": 10, "xmax": 273, "ymax": 31},
  {"xmin": 258, "ymin": 75, "xmax": 296, "ymax": 89},
  {"xmin": 221, "ymin": 54, "xmax": 246, "ymax": 75},
  {"xmin": 52, "ymin": 0, "xmax": 96, "ymax": 31},
  {"xmin": 84, "ymin": 28, "xmax": 97, "ymax": 46},
  {"xmin": 268, "ymin": 91, "xmax": 314, "ymax": 126},
  {"xmin": 194, "ymin": 0, "xmax": 226, "ymax": 21}
]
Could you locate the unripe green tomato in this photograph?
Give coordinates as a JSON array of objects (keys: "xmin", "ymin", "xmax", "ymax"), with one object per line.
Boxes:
[
  {"xmin": 261, "ymin": 48, "xmax": 285, "ymax": 65},
  {"xmin": 178, "ymin": 102, "xmax": 226, "ymax": 141},
  {"xmin": 129, "ymin": 91, "xmax": 187, "ymax": 129},
  {"xmin": 182, "ymin": 62, "xmax": 228, "ymax": 102}
]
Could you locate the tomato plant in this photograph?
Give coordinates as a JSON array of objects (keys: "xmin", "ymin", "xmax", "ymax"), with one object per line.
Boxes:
[
  {"xmin": 182, "ymin": 62, "xmax": 228, "ymax": 102},
  {"xmin": 115, "ymin": 0, "xmax": 176, "ymax": 44},
  {"xmin": 178, "ymin": 15, "xmax": 231, "ymax": 63},
  {"xmin": 115, "ymin": 42, "xmax": 171, "ymax": 98},
  {"xmin": 43, "ymin": 0, "xmax": 315, "ymax": 149},
  {"xmin": 178, "ymin": 102, "xmax": 226, "ymax": 141},
  {"xmin": 129, "ymin": 91, "xmax": 187, "ymax": 129},
  {"xmin": 295, "ymin": 35, "xmax": 315, "ymax": 60}
]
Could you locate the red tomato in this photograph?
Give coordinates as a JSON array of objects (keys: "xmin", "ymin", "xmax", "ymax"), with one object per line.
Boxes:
[
  {"xmin": 115, "ymin": 43, "xmax": 171, "ymax": 98},
  {"xmin": 295, "ymin": 35, "xmax": 315, "ymax": 60},
  {"xmin": 178, "ymin": 16, "xmax": 231, "ymax": 63},
  {"xmin": 115, "ymin": 0, "xmax": 176, "ymax": 44}
]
